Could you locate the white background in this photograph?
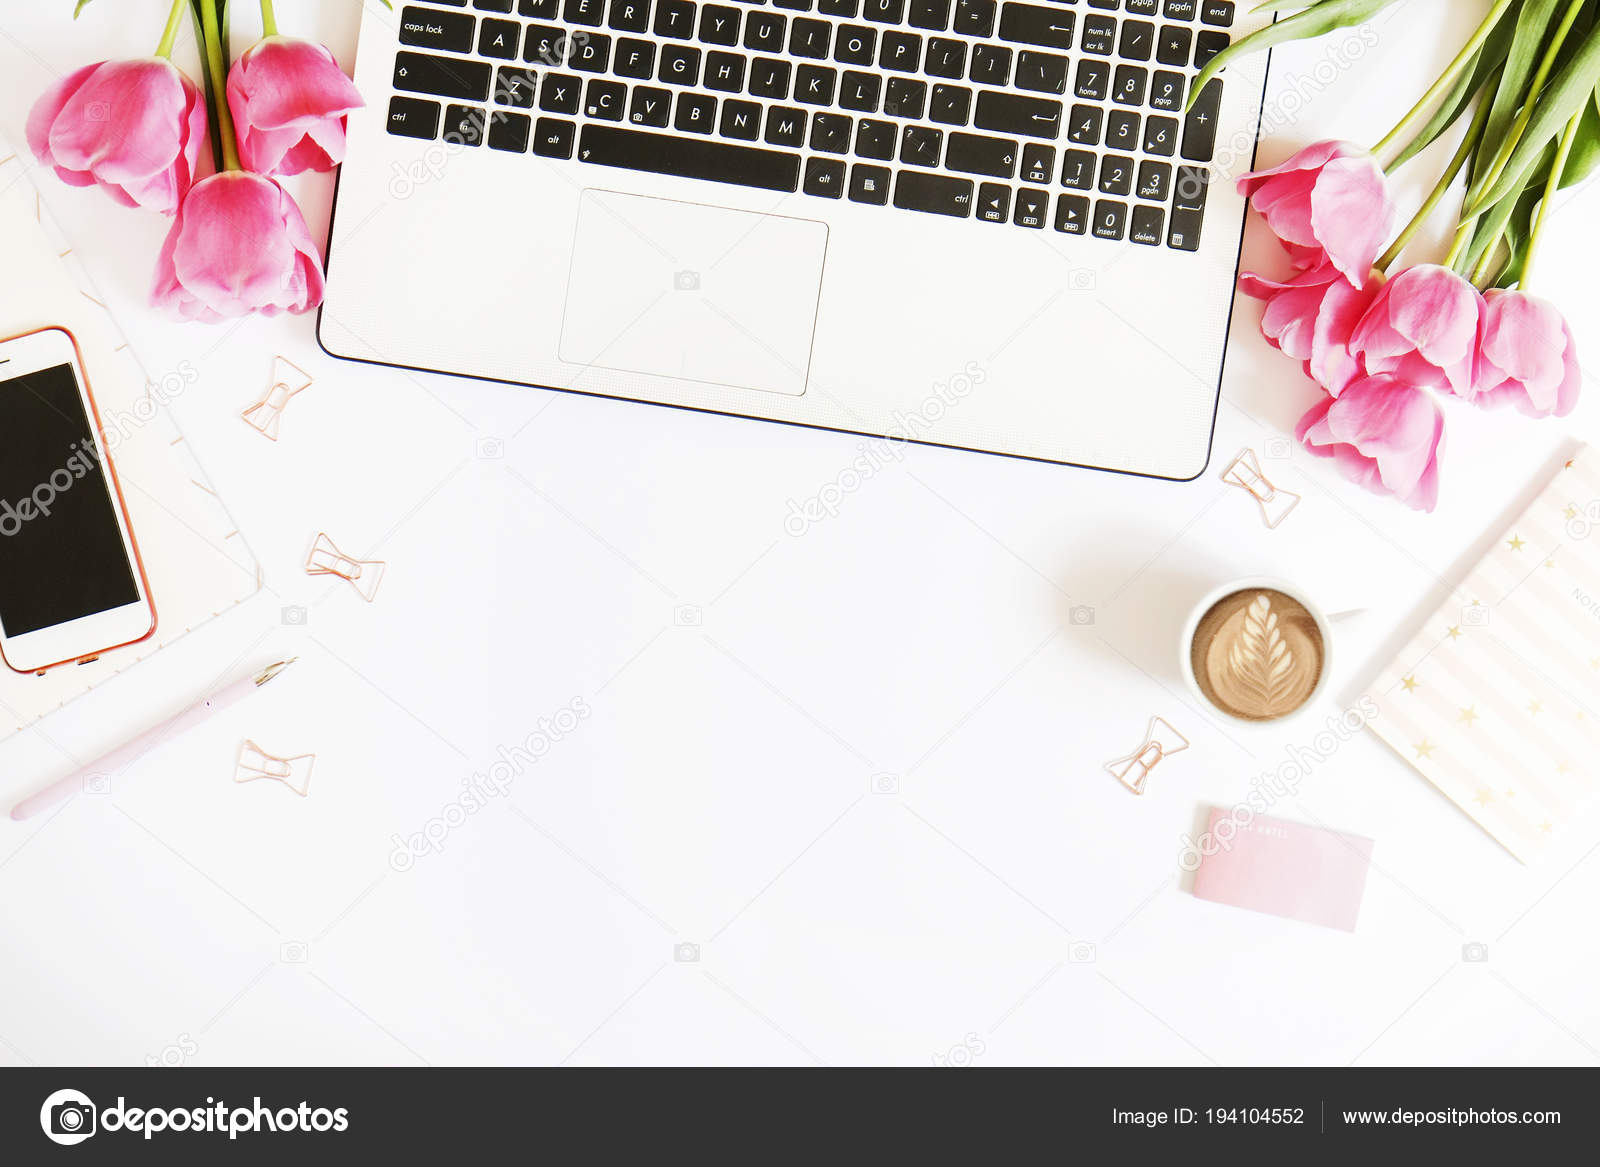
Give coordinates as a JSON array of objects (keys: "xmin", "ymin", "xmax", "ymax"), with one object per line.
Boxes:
[{"xmin": 0, "ymin": 0, "xmax": 1597, "ymax": 1066}]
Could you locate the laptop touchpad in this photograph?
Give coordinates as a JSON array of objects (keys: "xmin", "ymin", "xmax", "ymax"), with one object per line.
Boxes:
[{"xmin": 559, "ymin": 190, "xmax": 827, "ymax": 398}]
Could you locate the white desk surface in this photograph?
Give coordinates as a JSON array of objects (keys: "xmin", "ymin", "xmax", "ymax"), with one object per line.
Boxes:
[{"xmin": 2, "ymin": 1, "xmax": 1597, "ymax": 1067}]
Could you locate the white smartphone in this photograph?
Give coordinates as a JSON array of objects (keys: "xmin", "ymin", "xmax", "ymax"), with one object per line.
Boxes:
[{"xmin": 0, "ymin": 327, "xmax": 156, "ymax": 674}]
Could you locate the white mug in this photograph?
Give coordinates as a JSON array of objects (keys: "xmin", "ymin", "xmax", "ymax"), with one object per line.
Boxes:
[{"xmin": 1178, "ymin": 576, "xmax": 1335, "ymax": 727}]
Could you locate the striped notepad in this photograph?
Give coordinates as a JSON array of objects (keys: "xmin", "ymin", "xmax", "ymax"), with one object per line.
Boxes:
[{"xmin": 1366, "ymin": 447, "xmax": 1600, "ymax": 863}]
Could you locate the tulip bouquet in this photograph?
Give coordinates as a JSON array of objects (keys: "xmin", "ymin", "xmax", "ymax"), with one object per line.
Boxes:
[
  {"xmin": 1205, "ymin": 0, "xmax": 1598, "ymax": 510},
  {"xmin": 27, "ymin": 0, "xmax": 365, "ymax": 321}
]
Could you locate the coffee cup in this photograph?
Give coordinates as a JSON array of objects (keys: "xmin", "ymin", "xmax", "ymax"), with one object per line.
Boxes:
[{"xmin": 1179, "ymin": 577, "xmax": 1334, "ymax": 726}]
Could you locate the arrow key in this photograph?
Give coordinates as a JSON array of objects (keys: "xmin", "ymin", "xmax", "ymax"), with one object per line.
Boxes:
[
  {"xmin": 977, "ymin": 181, "xmax": 1011, "ymax": 223},
  {"xmin": 1013, "ymin": 185, "xmax": 1048, "ymax": 228}
]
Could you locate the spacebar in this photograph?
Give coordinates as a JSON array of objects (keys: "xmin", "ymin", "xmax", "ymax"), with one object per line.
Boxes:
[{"xmin": 578, "ymin": 126, "xmax": 800, "ymax": 194}]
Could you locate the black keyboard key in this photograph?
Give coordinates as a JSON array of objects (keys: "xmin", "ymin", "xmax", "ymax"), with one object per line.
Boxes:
[
  {"xmin": 476, "ymin": 0, "xmax": 514, "ymax": 10},
  {"xmin": 834, "ymin": 24, "xmax": 877, "ymax": 65},
  {"xmin": 533, "ymin": 116, "xmax": 575, "ymax": 156},
  {"xmin": 881, "ymin": 31, "xmax": 922, "ymax": 72},
  {"xmin": 386, "ymin": 95, "xmax": 441, "ymax": 139},
  {"xmin": 1201, "ymin": 1, "xmax": 1234, "ymax": 25},
  {"xmin": 797, "ymin": 64, "xmax": 838, "ymax": 104},
  {"xmin": 1054, "ymin": 192, "xmax": 1088, "ymax": 234},
  {"xmin": 863, "ymin": 0, "xmax": 905, "ymax": 22},
  {"xmin": 1157, "ymin": 25, "xmax": 1191, "ymax": 66},
  {"xmin": 1173, "ymin": 164, "xmax": 1208, "ymax": 210},
  {"xmin": 929, "ymin": 84, "xmax": 971, "ymax": 124},
  {"xmin": 885, "ymin": 76, "xmax": 927, "ymax": 118},
  {"xmin": 1137, "ymin": 159, "xmax": 1171, "ymax": 200},
  {"xmin": 584, "ymin": 79, "xmax": 626, "ymax": 119},
  {"xmin": 1195, "ymin": 30, "xmax": 1228, "ymax": 67},
  {"xmin": 1059, "ymin": 147, "xmax": 1093, "ymax": 189},
  {"xmin": 524, "ymin": 25, "xmax": 565, "ymax": 64},
  {"xmin": 720, "ymin": 98, "xmax": 762, "ymax": 137},
  {"xmin": 803, "ymin": 156, "xmax": 846, "ymax": 196},
  {"xmin": 775, "ymin": 0, "xmax": 814, "ymax": 8},
  {"xmin": 974, "ymin": 90, "xmax": 1061, "ymax": 139},
  {"xmin": 1074, "ymin": 59, "xmax": 1108, "ymax": 99},
  {"xmin": 655, "ymin": 0, "xmax": 698, "ymax": 36},
  {"xmin": 976, "ymin": 181, "xmax": 1009, "ymax": 221},
  {"xmin": 539, "ymin": 71, "xmax": 581, "ymax": 111},
  {"xmin": 849, "ymin": 163, "xmax": 892, "ymax": 203},
  {"xmin": 1079, "ymin": 14, "xmax": 1115, "ymax": 54},
  {"xmin": 953, "ymin": 0, "xmax": 996, "ymax": 37},
  {"xmin": 810, "ymin": 111, "xmax": 853, "ymax": 151},
  {"xmin": 840, "ymin": 70, "xmax": 881, "ymax": 110},
  {"xmin": 1093, "ymin": 199, "xmax": 1126, "ymax": 239},
  {"xmin": 745, "ymin": 10, "xmax": 787, "ymax": 48},
  {"xmin": 571, "ymin": 34, "xmax": 612, "ymax": 71},
  {"xmin": 1015, "ymin": 50, "xmax": 1068, "ymax": 94},
  {"xmin": 1105, "ymin": 110, "xmax": 1139, "ymax": 151},
  {"xmin": 1066, "ymin": 103, "xmax": 1101, "ymax": 144},
  {"xmin": 660, "ymin": 42, "xmax": 700, "ymax": 83},
  {"xmin": 478, "ymin": 17, "xmax": 521, "ymax": 57},
  {"xmin": 750, "ymin": 57, "xmax": 792, "ymax": 97},
  {"xmin": 394, "ymin": 52, "xmax": 493, "ymax": 101},
  {"xmin": 945, "ymin": 131, "xmax": 1016, "ymax": 177},
  {"xmin": 894, "ymin": 170, "xmax": 973, "ymax": 218},
  {"xmin": 900, "ymin": 124, "xmax": 942, "ymax": 166},
  {"xmin": 911, "ymin": 0, "xmax": 952, "ymax": 28},
  {"xmin": 495, "ymin": 65, "xmax": 538, "ymax": 106},
  {"xmin": 791, "ymin": 18, "xmax": 832, "ymax": 57},
  {"xmin": 1119, "ymin": 19, "xmax": 1155, "ymax": 60},
  {"xmin": 701, "ymin": 5, "xmax": 743, "ymax": 42},
  {"xmin": 1000, "ymin": 5, "xmax": 1074, "ymax": 51},
  {"xmin": 765, "ymin": 105, "xmax": 807, "ymax": 145},
  {"xmin": 926, "ymin": 38, "xmax": 966, "ymax": 78},
  {"xmin": 615, "ymin": 38, "xmax": 656, "ymax": 77},
  {"xmin": 1168, "ymin": 206, "xmax": 1203, "ymax": 250},
  {"xmin": 970, "ymin": 43, "xmax": 1011, "ymax": 85},
  {"xmin": 675, "ymin": 91, "xmax": 716, "ymax": 131},
  {"xmin": 488, "ymin": 109, "xmax": 532, "ymax": 150},
  {"xmin": 1143, "ymin": 114, "xmax": 1177, "ymax": 155},
  {"xmin": 1112, "ymin": 64, "xmax": 1146, "ymax": 106},
  {"xmin": 1020, "ymin": 141, "xmax": 1052, "ymax": 183},
  {"xmin": 1098, "ymin": 153, "xmax": 1133, "ymax": 195},
  {"xmin": 581, "ymin": 123, "xmax": 801, "ymax": 190},
  {"xmin": 819, "ymin": 0, "xmax": 859, "ymax": 13},
  {"xmin": 1013, "ymin": 187, "xmax": 1047, "ymax": 227},
  {"xmin": 630, "ymin": 85, "xmax": 672, "ymax": 125},
  {"xmin": 610, "ymin": 0, "xmax": 650, "ymax": 30},
  {"xmin": 855, "ymin": 118, "xmax": 896, "ymax": 158},
  {"xmin": 1130, "ymin": 204, "xmax": 1164, "ymax": 245},
  {"xmin": 1149, "ymin": 70, "xmax": 1184, "ymax": 111},
  {"xmin": 566, "ymin": 0, "xmax": 605, "ymax": 22},
  {"xmin": 399, "ymin": 7, "xmax": 476, "ymax": 54},
  {"xmin": 1181, "ymin": 78, "xmax": 1220, "ymax": 160},
  {"xmin": 1125, "ymin": 0, "xmax": 1157, "ymax": 11},
  {"xmin": 1164, "ymin": 0, "xmax": 1197, "ymax": 19},
  {"xmin": 705, "ymin": 51, "xmax": 746, "ymax": 89}
]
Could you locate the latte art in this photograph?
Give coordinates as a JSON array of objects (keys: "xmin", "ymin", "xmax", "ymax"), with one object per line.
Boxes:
[{"xmin": 1191, "ymin": 590, "xmax": 1324, "ymax": 721}]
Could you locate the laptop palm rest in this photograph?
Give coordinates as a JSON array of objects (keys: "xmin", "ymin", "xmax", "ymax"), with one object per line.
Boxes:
[{"xmin": 558, "ymin": 189, "xmax": 828, "ymax": 398}]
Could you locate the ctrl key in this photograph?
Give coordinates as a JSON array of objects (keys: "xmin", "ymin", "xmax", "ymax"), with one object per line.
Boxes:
[{"xmin": 388, "ymin": 96, "xmax": 441, "ymax": 140}]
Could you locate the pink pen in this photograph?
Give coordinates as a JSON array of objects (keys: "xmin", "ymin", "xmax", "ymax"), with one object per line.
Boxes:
[{"xmin": 9, "ymin": 659, "xmax": 296, "ymax": 821}]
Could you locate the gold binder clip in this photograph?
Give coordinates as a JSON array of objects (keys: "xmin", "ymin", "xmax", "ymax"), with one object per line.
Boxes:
[
  {"xmin": 234, "ymin": 740, "xmax": 315, "ymax": 797},
  {"xmin": 1105, "ymin": 717, "xmax": 1189, "ymax": 796},
  {"xmin": 1221, "ymin": 448, "xmax": 1300, "ymax": 529},
  {"xmin": 305, "ymin": 532, "xmax": 385, "ymax": 603},
  {"xmin": 242, "ymin": 356, "xmax": 313, "ymax": 441}
]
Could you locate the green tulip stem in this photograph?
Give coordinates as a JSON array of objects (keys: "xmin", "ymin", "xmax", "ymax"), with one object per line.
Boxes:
[
  {"xmin": 1518, "ymin": 111, "xmax": 1582, "ymax": 290},
  {"xmin": 200, "ymin": 0, "xmax": 241, "ymax": 171},
  {"xmin": 155, "ymin": 0, "xmax": 188, "ymax": 58},
  {"xmin": 1377, "ymin": 94, "xmax": 1492, "ymax": 273},
  {"xmin": 259, "ymin": 0, "xmax": 278, "ymax": 36},
  {"xmin": 1371, "ymin": 0, "xmax": 1515, "ymax": 164}
]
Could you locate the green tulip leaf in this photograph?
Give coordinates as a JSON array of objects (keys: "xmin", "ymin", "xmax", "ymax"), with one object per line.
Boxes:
[
  {"xmin": 1186, "ymin": 0, "xmax": 1395, "ymax": 111},
  {"xmin": 1389, "ymin": 9, "xmax": 1517, "ymax": 170}
]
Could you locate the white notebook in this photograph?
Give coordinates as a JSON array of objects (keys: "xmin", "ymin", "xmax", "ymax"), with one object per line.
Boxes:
[
  {"xmin": 1365, "ymin": 446, "xmax": 1600, "ymax": 862},
  {"xmin": 0, "ymin": 139, "xmax": 261, "ymax": 741}
]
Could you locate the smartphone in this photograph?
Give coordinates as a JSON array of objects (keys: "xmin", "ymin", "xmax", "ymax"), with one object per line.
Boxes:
[{"xmin": 0, "ymin": 327, "xmax": 156, "ymax": 673}]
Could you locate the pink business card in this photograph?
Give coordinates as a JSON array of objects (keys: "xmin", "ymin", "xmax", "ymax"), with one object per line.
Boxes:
[{"xmin": 1191, "ymin": 809, "xmax": 1373, "ymax": 932}]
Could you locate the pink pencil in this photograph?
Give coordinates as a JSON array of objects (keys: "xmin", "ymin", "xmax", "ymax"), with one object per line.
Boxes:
[{"xmin": 9, "ymin": 660, "xmax": 296, "ymax": 821}]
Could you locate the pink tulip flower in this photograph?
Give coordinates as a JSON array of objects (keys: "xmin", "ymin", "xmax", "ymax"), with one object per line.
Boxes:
[
  {"xmin": 1467, "ymin": 290, "xmax": 1582, "ymax": 419},
  {"xmin": 227, "ymin": 37, "xmax": 364, "ymax": 176},
  {"xmin": 1239, "ymin": 263, "xmax": 1383, "ymax": 396},
  {"xmin": 1238, "ymin": 140, "xmax": 1396, "ymax": 290},
  {"xmin": 1348, "ymin": 264, "xmax": 1483, "ymax": 399},
  {"xmin": 152, "ymin": 171, "xmax": 325, "ymax": 321},
  {"xmin": 26, "ymin": 57, "xmax": 207, "ymax": 215},
  {"xmin": 1296, "ymin": 373, "xmax": 1445, "ymax": 512}
]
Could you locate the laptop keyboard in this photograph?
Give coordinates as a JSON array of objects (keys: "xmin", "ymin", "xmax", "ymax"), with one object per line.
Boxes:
[{"xmin": 387, "ymin": 0, "xmax": 1232, "ymax": 249}]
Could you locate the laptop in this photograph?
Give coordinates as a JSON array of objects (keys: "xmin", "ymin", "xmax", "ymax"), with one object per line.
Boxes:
[{"xmin": 319, "ymin": 0, "xmax": 1271, "ymax": 479}]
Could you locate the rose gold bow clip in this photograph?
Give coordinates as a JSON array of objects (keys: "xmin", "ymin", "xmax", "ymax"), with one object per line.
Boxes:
[
  {"xmin": 234, "ymin": 740, "xmax": 316, "ymax": 797},
  {"xmin": 1221, "ymin": 448, "xmax": 1300, "ymax": 529},
  {"xmin": 241, "ymin": 355, "xmax": 313, "ymax": 441},
  {"xmin": 1105, "ymin": 717, "xmax": 1190, "ymax": 796},
  {"xmin": 305, "ymin": 532, "xmax": 385, "ymax": 603}
]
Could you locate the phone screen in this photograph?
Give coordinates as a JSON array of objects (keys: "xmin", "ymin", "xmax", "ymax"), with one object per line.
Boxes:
[{"xmin": 0, "ymin": 362, "xmax": 140, "ymax": 637}]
